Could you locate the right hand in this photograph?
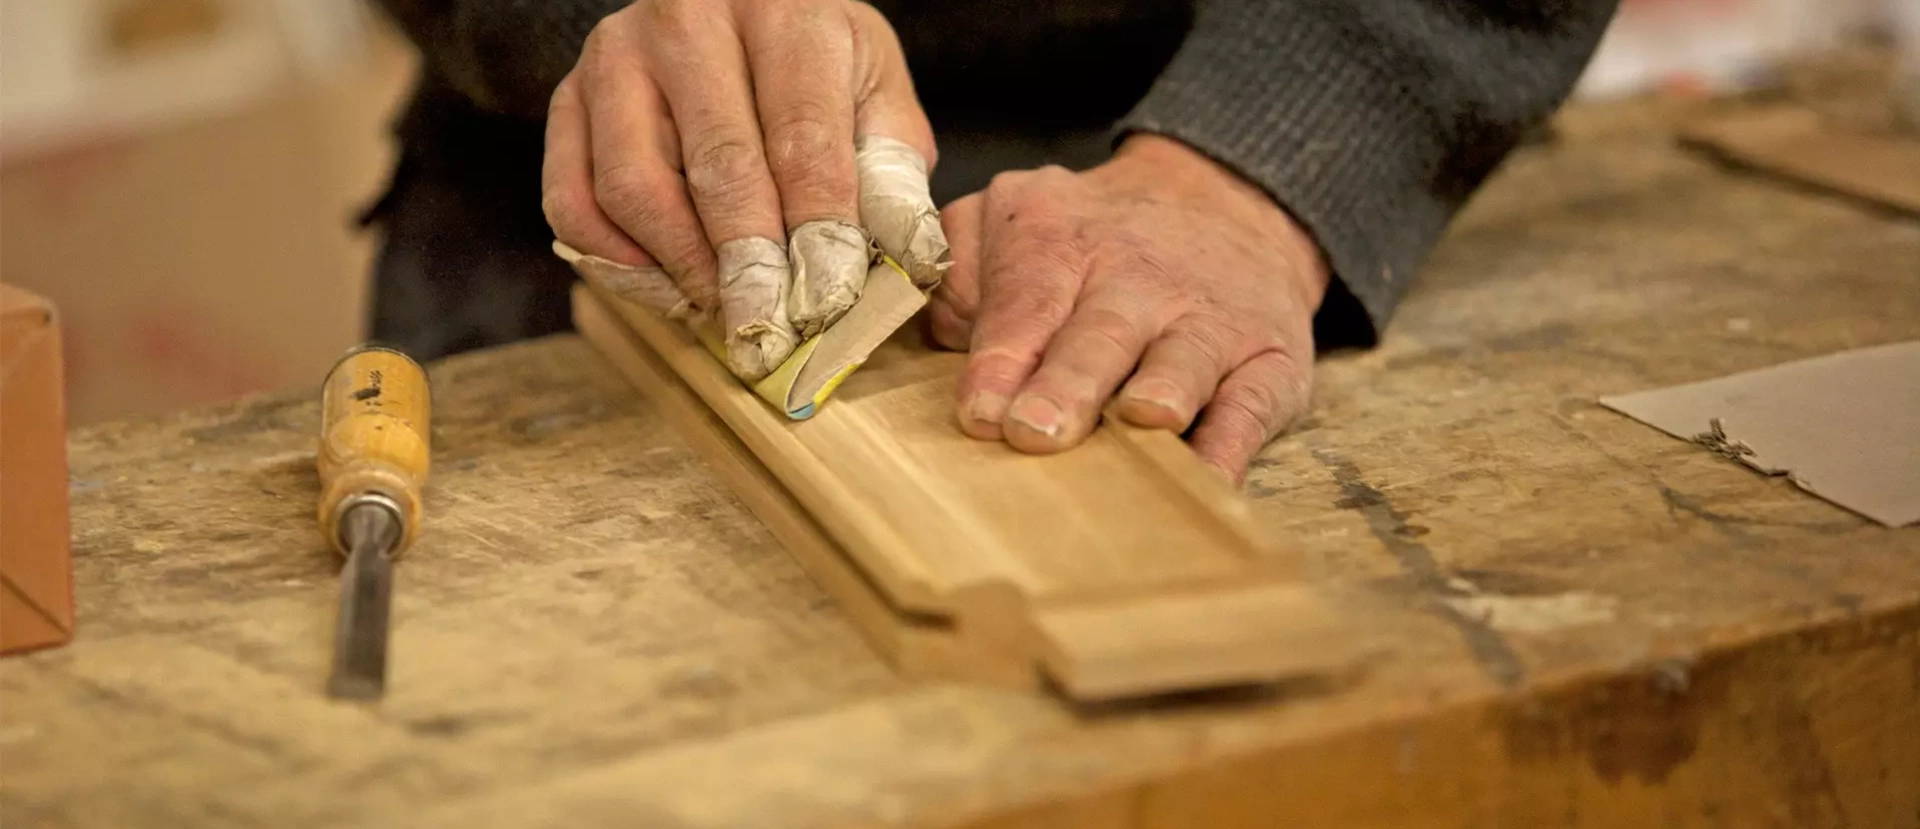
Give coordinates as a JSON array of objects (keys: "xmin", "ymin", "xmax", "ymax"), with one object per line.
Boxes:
[{"xmin": 545, "ymin": 0, "xmax": 949, "ymax": 380}]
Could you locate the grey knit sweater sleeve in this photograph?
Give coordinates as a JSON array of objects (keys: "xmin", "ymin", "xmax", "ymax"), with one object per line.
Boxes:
[{"xmin": 1119, "ymin": 0, "xmax": 1619, "ymax": 344}]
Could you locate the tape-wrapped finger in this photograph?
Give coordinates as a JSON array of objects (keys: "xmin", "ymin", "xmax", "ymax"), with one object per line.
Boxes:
[
  {"xmin": 856, "ymin": 136, "xmax": 950, "ymax": 289},
  {"xmin": 788, "ymin": 219, "xmax": 872, "ymax": 339},
  {"xmin": 717, "ymin": 237, "xmax": 801, "ymax": 381}
]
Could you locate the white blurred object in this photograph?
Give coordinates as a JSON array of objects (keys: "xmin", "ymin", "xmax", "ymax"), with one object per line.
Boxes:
[
  {"xmin": 1575, "ymin": 0, "xmax": 1869, "ymax": 100},
  {"xmin": 0, "ymin": 0, "xmax": 370, "ymax": 161}
]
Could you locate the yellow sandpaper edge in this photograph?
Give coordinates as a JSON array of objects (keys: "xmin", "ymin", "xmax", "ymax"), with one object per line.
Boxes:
[
  {"xmin": 693, "ymin": 255, "xmax": 915, "ymax": 419},
  {"xmin": 553, "ymin": 240, "xmax": 916, "ymax": 420}
]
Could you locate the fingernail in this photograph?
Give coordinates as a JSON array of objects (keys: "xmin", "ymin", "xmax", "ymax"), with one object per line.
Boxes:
[
  {"xmin": 1118, "ymin": 379, "xmax": 1186, "ymax": 426},
  {"xmin": 1006, "ymin": 394, "xmax": 1064, "ymax": 440},
  {"xmin": 967, "ymin": 393, "xmax": 1013, "ymax": 429}
]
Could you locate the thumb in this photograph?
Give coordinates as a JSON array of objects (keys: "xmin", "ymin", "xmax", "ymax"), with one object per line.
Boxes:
[{"xmin": 926, "ymin": 193, "xmax": 982, "ymax": 351}]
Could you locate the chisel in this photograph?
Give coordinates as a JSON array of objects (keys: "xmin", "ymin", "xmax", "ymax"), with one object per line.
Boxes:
[{"xmin": 317, "ymin": 345, "xmax": 431, "ymax": 701}]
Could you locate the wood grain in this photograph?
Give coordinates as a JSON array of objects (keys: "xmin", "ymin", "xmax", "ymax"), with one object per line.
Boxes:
[
  {"xmin": 593, "ymin": 284, "xmax": 1275, "ymax": 614},
  {"xmin": 4, "ymin": 74, "xmax": 1919, "ymax": 827},
  {"xmin": 576, "ymin": 285, "xmax": 1388, "ymax": 700},
  {"xmin": 572, "ymin": 290, "xmax": 979, "ymax": 681}
]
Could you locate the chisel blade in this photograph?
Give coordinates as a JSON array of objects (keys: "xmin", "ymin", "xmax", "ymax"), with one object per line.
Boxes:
[{"xmin": 327, "ymin": 503, "xmax": 400, "ymax": 701}]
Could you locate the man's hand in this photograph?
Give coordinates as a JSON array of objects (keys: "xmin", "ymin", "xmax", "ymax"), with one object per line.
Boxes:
[
  {"xmin": 931, "ymin": 135, "xmax": 1331, "ymax": 483},
  {"xmin": 543, "ymin": 0, "xmax": 947, "ymax": 381}
]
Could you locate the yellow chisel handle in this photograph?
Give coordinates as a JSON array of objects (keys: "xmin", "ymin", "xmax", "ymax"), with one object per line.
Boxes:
[{"xmin": 317, "ymin": 345, "xmax": 431, "ymax": 556}]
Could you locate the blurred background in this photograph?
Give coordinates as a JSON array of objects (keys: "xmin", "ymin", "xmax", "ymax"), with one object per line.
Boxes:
[{"xmin": 2, "ymin": 0, "xmax": 1916, "ymax": 426}]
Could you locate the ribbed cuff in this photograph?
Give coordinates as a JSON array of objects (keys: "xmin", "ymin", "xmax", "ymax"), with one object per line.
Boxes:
[
  {"xmin": 1117, "ymin": 2, "xmax": 1445, "ymax": 347},
  {"xmin": 1118, "ymin": 0, "xmax": 1616, "ymax": 347}
]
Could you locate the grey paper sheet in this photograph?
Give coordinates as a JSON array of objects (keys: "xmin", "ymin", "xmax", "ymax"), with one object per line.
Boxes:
[{"xmin": 1599, "ymin": 341, "xmax": 1920, "ymax": 527}]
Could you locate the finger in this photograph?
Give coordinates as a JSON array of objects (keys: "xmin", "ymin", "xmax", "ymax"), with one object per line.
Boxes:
[
  {"xmin": 856, "ymin": 137, "xmax": 947, "ymax": 289},
  {"xmin": 787, "ymin": 219, "xmax": 868, "ymax": 339},
  {"xmin": 1114, "ymin": 319, "xmax": 1238, "ymax": 433},
  {"xmin": 713, "ymin": 237, "xmax": 798, "ymax": 378},
  {"xmin": 554, "ymin": 242, "xmax": 695, "ymax": 320},
  {"xmin": 743, "ymin": 1, "xmax": 867, "ymax": 338},
  {"xmin": 845, "ymin": 2, "xmax": 936, "ymax": 162},
  {"xmin": 926, "ymin": 192, "xmax": 983, "ymax": 350},
  {"xmin": 846, "ymin": 3, "xmax": 946, "ymax": 289},
  {"xmin": 646, "ymin": 1, "xmax": 797, "ymax": 376},
  {"xmin": 544, "ymin": 75, "xmax": 652, "ymax": 267},
  {"xmin": 1002, "ymin": 289, "xmax": 1168, "ymax": 453},
  {"xmin": 1189, "ymin": 349, "xmax": 1313, "ymax": 484},
  {"xmin": 548, "ymin": 77, "xmax": 694, "ymax": 319},
  {"xmin": 954, "ymin": 171, "xmax": 1080, "ymax": 441},
  {"xmin": 579, "ymin": 34, "xmax": 720, "ymax": 313}
]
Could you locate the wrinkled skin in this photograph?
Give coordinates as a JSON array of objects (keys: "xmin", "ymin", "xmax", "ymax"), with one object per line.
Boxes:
[
  {"xmin": 932, "ymin": 134, "xmax": 1331, "ymax": 482},
  {"xmin": 542, "ymin": 0, "xmax": 1331, "ymax": 481},
  {"xmin": 540, "ymin": 0, "xmax": 938, "ymax": 379}
]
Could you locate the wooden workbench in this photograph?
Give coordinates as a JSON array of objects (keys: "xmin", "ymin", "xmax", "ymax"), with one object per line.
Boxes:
[{"xmin": 5, "ymin": 72, "xmax": 1917, "ymax": 827}]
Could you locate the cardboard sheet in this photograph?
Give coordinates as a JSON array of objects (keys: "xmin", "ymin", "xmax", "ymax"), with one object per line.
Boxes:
[{"xmin": 1599, "ymin": 341, "xmax": 1920, "ymax": 527}]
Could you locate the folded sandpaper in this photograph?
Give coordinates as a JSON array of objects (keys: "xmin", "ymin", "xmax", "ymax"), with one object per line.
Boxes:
[{"xmin": 556, "ymin": 243, "xmax": 928, "ymax": 419}]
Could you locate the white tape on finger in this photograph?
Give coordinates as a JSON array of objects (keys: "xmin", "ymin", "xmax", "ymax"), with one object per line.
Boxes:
[
  {"xmin": 856, "ymin": 136, "xmax": 951, "ymax": 289},
  {"xmin": 788, "ymin": 219, "xmax": 872, "ymax": 339},
  {"xmin": 716, "ymin": 236, "xmax": 800, "ymax": 381}
]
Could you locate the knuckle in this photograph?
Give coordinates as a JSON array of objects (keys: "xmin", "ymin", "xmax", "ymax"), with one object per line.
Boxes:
[
  {"xmin": 1230, "ymin": 355, "xmax": 1310, "ymax": 435},
  {"xmin": 577, "ymin": 32, "xmax": 629, "ymax": 98},
  {"xmin": 684, "ymin": 137, "xmax": 767, "ymax": 206},
  {"xmin": 985, "ymin": 169, "xmax": 1032, "ymax": 205},
  {"xmin": 581, "ymin": 17, "xmax": 621, "ymax": 56},
  {"xmin": 540, "ymin": 186, "xmax": 580, "ymax": 236},
  {"xmin": 1124, "ymin": 247, "xmax": 1181, "ymax": 290},
  {"xmin": 764, "ymin": 111, "xmax": 845, "ymax": 186},
  {"xmin": 966, "ymin": 348, "xmax": 1040, "ymax": 386},
  {"xmin": 1002, "ymin": 291, "xmax": 1073, "ymax": 331},
  {"xmin": 644, "ymin": 0, "xmax": 709, "ymax": 39},
  {"xmin": 1173, "ymin": 318, "xmax": 1237, "ymax": 366},
  {"xmin": 1069, "ymin": 307, "xmax": 1141, "ymax": 356},
  {"xmin": 593, "ymin": 163, "xmax": 672, "ymax": 229},
  {"xmin": 548, "ymin": 74, "xmax": 578, "ymax": 117},
  {"xmin": 1034, "ymin": 163, "xmax": 1075, "ymax": 181},
  {"xmin": 1261, "ymin": 346, "xmax": 1311, "ymax": 397},
  {"xmin": 774, "ymin": 0, "xmax": 842, "ymax": 34},
  {"xmin": 1215, "ymin": 388, "xmax": 1274, "ymax": 437}
]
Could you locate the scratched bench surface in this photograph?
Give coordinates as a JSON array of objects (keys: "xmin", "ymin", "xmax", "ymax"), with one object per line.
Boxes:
[{"xmin": 5, "ymin": 74, "xmax": 1918, "ymax": 827}]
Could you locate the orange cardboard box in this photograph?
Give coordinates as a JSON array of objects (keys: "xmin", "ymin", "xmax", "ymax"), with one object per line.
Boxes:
[{"xmin": 0, "ymin": 283, "xmax": 75, "ymax": 654}]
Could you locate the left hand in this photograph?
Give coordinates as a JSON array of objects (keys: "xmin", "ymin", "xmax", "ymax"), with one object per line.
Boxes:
[{"xmin": 930, "ymin": 134, "xmax": 1332, "ymax": 483}]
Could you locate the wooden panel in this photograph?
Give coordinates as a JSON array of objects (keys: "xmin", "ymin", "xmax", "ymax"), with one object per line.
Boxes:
[
  {"xmin": 1681, "ymin": 106, "xmax": 1920, "ymax": 215},
  {"xmin": 573, "ymin": 289, "xmax": 995, "ymax": 682},
  {"xmin": 575, "ymin": 286, "xmax": 1383, "ymax": 700},
  {"xmin": 589, "ymin": 282, "xmax": 1272, "ymax": 610}
]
